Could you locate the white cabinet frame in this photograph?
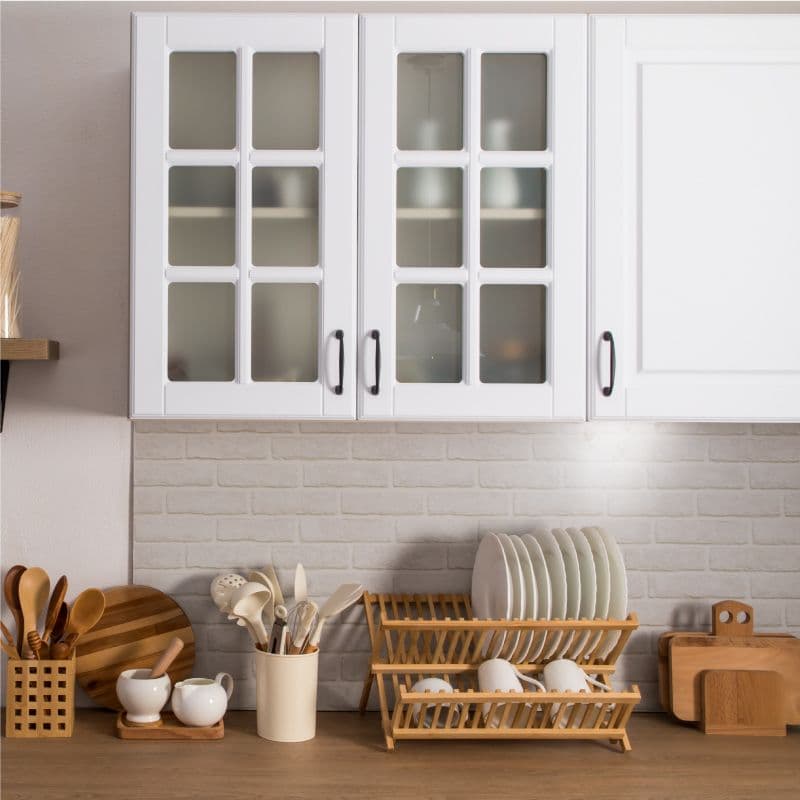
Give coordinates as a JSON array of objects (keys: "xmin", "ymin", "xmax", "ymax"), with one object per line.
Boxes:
[
  {"xmin": 131, "ymin": 13, "xmax": 358, "ymax": 419},
  {"xmin": 359, "ymin": 15, "xmax": 587, "ymax": 420},
  {"xmin": 590, "ymin": 15, "xmax": 800, "ymax": 421}
]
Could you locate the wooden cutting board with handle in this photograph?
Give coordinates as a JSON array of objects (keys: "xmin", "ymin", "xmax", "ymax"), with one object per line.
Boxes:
[
  {"xmin": 75, "ymin": 586, "xmax": 195, "ymax": 710},
  {"xmin": 668, "ymin": 601, "xmax": 800, "ymax": 724}
]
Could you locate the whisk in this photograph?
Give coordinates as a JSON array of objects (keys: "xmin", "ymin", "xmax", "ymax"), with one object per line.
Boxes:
[{"xmin": 286, "ymin": 600, "xmax": 318, "ymax": 654}]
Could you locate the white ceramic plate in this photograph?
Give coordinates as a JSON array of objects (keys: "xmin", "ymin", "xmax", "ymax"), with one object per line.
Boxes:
[
  {"xmin": 530, "ymin": 529, "xmax": 568, "ymax": 659},
  {"xmin": 595, "ymin": 527, "xmax": 628, "ymax": 658},
  {"xmin": 581, "ymin": 526, "xmax": 611, "ymax": 659},
  {"xmin": 520, "ymin": 534, "xmax": 552, "ymax": 662},
  {"xmin": 497, "ymin": 533, "xmax": 525, "ymax": 657},
  {"xmin": 565, "ymin": 528, "xmax": 597, "ymax": 658},
  {"xmin": 510, "ymin": 535, "xmax": 536, "ymax": 662},
  {"xmin": 550, "ymin": 528, "xmax": 581, "ymax": 657},
  {"xmin": 471, "ymin": 533, "xmax": 513, "ymax": 657}
]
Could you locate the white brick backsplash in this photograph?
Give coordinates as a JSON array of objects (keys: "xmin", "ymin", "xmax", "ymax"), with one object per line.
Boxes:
[
  {"xmin": 217, "ymin": 517, "xmax": 297, "ymax": 542},
  {"xmin": 395, "ymin": 462, "xmax": 476, "ymax": 487},
  {"xmin": 300, "ymin": 517, "xmax": 394, "ymax": 542},
  {"xmin": 648, "ymin": 464, "xmax": 747, "ymax": 489},
  {"xmin": 218, "ymin": 462, "xmax": 299, "ymax": 487},
  {"xmin": 167, "ymin": 488, "xmax": 249, "ymax": 515},
  {"xmin": 188, "ymin": 433, "xmax": 268, "ymax": 459},
  {"xmin": 447, "ymin": 435, "xmax": 531, "ymax": 460},
  {"xmin": 252, "ymin": 489, "xmax": 338, "ymax": 515},
  {"xmin": 698, "ymin": 490, "xmax": 782, "ymax": 516},
  {"xmin": 133, "ymin": 421, "xmax": 800, "ymax": 711},
  {"xmin": 134, "ymin": 461, "xmax": 215, "ymax": 487},
  {"xmin": 304, "ymin": 462, "xmax": 390, "ymax": 487},
  {"xmin": 341, "ymin": 489, "xmax": 425, "ymax": 515},
  {"xmin": 750, "ymin": 463, "xmax": 800, "ymax": 489},
  {"xmin": 135, "ymin": 516, "xmax": 215, "ymax": 542},
  {"xmin": 752, "ymin": 519, "xmax": 799, "ymax": 544},
  {"xmin": 481, "ymin": 463, "xmax": 561, "ymax": 488}
]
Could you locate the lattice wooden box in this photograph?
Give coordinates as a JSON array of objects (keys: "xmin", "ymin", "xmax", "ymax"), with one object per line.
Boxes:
[{"xmin": 5, "ymin": 655, "xmax": 75, "ymax": 738}]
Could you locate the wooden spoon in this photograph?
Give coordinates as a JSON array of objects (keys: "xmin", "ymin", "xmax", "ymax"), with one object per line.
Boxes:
[
  {"xmin": 17, "ymin": 567, "xmax": 50, "ymax": 658},
  {"xmin": 60, "ymin": 588, "xmax": 105, "ymax": 656},
  {"xmin": 3, "ymin": 564, "xmax": 26, "ymax": 653},
  {"xmin": 42, "ymin": 575, "xmax": 68, "ymax": 645},
  {"xmin": 149, "ymin": 636, "xmax": 185, "ymax": 679},
  {"xmin": 50, "ymin": 602, "xmax": 68, "ymax": 644}
]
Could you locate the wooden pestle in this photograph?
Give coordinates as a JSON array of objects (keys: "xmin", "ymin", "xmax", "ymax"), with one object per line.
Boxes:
[{"xmin": 149, "ymin": 636, "xmax": 185, "ymax": 679}]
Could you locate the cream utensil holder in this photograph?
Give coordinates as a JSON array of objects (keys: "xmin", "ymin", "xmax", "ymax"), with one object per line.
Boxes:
[
  {"xmin": 0, "ymin": 191, "xmax": 22, "ymax": 338},
  {"xmin": 255, "ymin": 648, "xmax": 318, "ymax": 742}
]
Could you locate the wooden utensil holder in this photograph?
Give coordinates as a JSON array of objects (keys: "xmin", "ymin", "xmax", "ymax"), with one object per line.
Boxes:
[
  {"xmin": 5, "ymin": 654, "xmax": 75, "ymax": 738},
  {"xmin": 360, "ymin": 593, "xmax": 640, "ymax": 751}
]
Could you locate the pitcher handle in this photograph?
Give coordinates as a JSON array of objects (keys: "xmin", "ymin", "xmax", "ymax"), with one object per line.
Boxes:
[
  {"xmin": 514, "ymin": 669, "xmax": 546, "ymax": 693},
  {"xmin": 215, "ymin": 672, "xmax": 234, "ymax": 700}
]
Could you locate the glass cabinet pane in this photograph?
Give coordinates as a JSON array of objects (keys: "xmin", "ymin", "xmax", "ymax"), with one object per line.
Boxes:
[
  {"xmin": 396, "ymin": 168, "xmax": 462, "ymax": 267},
  {"xmin": 169, "ymin": 166, "xmax": 235, "ymax": 266},
  {"xmin": 252, "ymin": 167, "xmax": 319, "ymax": 267},
  {"xmin": 253, "ymin": 53, "xmax": 319, "ymax": 150},
  {"xmin": 396, "ymin": 284, "xmax": 462, "ymax": 383},
  {"xmin": 481, "ymin": 54, "xmax": 547, "ymax": 151},
  {"xmin": 170, "ymin": 53, "xmax": 236, "ymax": 150},
  {"xmin": 481, "ymin": 168, "xmax": 546, "ymax": 268},
  {"xmin": 480, "ymin": 285, "xmax": 546, "ymax": 383},
  {"xmin": 252, "ymin": 284, "xmax": 318, "ymax": 381},
  {"xmin": 168, "ymin": 283, "xmax": 235, "ymax": 381},
  {"xmin": 397, "ymin": 53, "xmax": 463, "ymax": 151}
]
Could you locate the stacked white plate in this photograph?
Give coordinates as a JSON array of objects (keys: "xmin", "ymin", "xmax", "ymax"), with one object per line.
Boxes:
[{"xmin": 470, "ymin": 528, "xmax": 627, "ymax": 662}]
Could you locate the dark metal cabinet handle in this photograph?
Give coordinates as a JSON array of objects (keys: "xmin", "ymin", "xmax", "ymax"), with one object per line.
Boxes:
[
  {"xmin": 334, "ymin": 330, "xmax": 344, "ymax": 395},
  {"xmin": 602, "ymin": 331, "xmax": 616, "ymax": 397},
  {"xmin": 370, "ymin": 330, "xmax": 381, "ymax": 396}
]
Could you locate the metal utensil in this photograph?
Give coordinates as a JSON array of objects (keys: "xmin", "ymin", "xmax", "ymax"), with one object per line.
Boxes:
[
  {"xmin": 288, "ymin": 600, "xmax": 318, "ymax": 654},
  {"xmin": 307, "ymin": 583, "xmax": 364, "ymax": 651},
  {"xmin": 294, "ymin": 563, "xmax": 307, "ymax": 604},
  {"xmin": 18, "ymin": 567, "xmax": 50, "ymax": 658},
  {"xmin": 3, "ymin": 564, "xmax": 26, "ymax": 653}
]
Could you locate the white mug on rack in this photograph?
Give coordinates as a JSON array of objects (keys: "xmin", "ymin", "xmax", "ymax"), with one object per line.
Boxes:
[
  {"xmin": 477, "ymin": 658, "xmax": 545, "ymax": 728},
  {"xmin": 409, "ymin": 677, "xmax": 460, "ymax": 728},
  {"xmin": 542, "ymin": 659, "xmax": 612, "ymax": 726}
]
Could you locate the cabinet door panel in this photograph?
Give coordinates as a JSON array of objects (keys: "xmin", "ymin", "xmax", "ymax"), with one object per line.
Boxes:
[
  {"xmin": 591, "ymin": 15, "xmax": 800, "ymax": 420},
  {"xmin": 131, "ymin": 13, "xmax": 357, "ymax": 418},
  {"xmin": 360, "ymin": 14, "xmax": 586, "ymax": 420}
]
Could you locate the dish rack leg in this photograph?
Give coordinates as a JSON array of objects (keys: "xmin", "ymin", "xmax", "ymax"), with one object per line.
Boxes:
[
  {"xmin": 358, "ymin": 673, "xmax": 373, "ymax": 714},
  {"xmin": 618, "ymin": 733, "xmax": 631, "ymax": 753}
]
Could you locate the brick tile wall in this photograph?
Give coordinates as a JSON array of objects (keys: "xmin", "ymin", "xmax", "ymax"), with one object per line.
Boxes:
[{"xmin": 132, "ymin": 421, "xmax": 800, "ymax": 711}]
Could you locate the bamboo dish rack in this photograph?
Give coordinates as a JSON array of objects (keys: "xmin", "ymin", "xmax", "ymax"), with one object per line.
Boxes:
[
  {"xmin": 5, "ymin": 654, "xmax": 76, "ymax": 738},
  {"xmin": 360, "ymin": 593, "xmax": 640, "ymax": 751}
]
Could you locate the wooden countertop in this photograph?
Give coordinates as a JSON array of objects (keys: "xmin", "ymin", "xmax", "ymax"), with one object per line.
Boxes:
[{"xmin": 2, "ymin": 711, "xmax": 798, "ymax": 800}]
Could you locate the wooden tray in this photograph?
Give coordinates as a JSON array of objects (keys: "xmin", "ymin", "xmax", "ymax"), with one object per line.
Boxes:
[{"xmin": 115, "ymin": 712, "xmax": 224, "ymax": 740}]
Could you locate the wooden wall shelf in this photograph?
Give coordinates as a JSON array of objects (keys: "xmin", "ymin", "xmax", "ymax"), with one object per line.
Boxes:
[
  {"xmin": 0, "ymin": 338, "xmax": 60, "ymax": 431},
  {"xmin": 1, "ymin": 338, "xmax": 59, "ymax": 360}
]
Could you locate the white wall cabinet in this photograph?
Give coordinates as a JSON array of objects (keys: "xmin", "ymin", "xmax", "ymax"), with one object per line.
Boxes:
[
  {"xmin": 359, "ymin": 15, "xmax": 587, "ymax": 420},
  {"xmin": 131, "ymin": 14, "xmax": 358, "ymax": 418},
  {"xmin": 132, "ymin": 12, "xmax": 800, "ymax": 422},
  {"xmin": 591, "ymin": 15, "xmax": 800, "ymax": 421}
]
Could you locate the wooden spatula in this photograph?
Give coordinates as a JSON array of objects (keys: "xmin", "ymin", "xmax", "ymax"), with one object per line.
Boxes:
[
  {"xmin": 42, "ymin": 575, "xmax": 68, "ymax": 646},
  {"xmin": 17, "ymin": 567, "xmax": 50, "ymax": 658},
  {"xmin": 3, "ymin": 564, "xmax": 26, "ymax": 654}
]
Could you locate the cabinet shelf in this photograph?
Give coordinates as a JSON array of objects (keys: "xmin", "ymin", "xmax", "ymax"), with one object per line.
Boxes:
[
  {"xmin": 169, "ymin": 206, "xmax": 316, "ymax": 220},
  {"xmin": 397, "ymin": 208, "xmax": 545, "ymax": 221}
]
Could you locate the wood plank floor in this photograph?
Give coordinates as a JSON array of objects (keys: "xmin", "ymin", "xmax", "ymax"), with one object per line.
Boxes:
[{"xmin": 2, "ymin": 711, "xmax": 798, "ymax": 800}]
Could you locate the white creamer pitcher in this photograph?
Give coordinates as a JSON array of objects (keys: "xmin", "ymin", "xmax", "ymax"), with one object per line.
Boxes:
[{"xmin": 171, "ymin": 673, "xmax": 233, "ymax": 728}]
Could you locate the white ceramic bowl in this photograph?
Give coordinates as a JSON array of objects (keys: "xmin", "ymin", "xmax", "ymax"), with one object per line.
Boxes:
[
  {"xmin": 410, "ymin": 678, "xmax": 459, "ymax": 728},
  {"xmin": 116, "ymin": 669, "xmax": 171, "ymax": 724}
]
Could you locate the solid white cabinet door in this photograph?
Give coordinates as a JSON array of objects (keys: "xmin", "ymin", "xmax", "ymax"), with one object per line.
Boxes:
[
  {"xmin": 591, "ymin": 15, "xmax": 800, "ymax": 421},
  {"xmin": 131, "ymin": 14, "xmax": 357, "ymax": 418},
  {"xmin": 359, "ymin": 15, "xmax": 586, "ymax": 420}
]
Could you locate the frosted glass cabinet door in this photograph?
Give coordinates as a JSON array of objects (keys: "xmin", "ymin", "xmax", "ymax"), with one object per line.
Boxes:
[
  {"xmin": 360, "ymin": 15, "xmax": 586, "ymax": 419},
  {"xmin": 591, "ymin": 15, "xmax": 800, "ymax": 421},
  {"xmin": 131, "ymin": 13, "xmax": 357, "ymax": 418}
]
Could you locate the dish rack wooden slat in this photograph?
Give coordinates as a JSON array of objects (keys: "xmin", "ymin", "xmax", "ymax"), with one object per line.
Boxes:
[{"xmin": 360, "ymin": 592, "xmax": 640, "ymax": 751}]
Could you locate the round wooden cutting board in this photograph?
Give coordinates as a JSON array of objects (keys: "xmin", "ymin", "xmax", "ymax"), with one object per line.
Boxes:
[{"xmin": 76, "ymin": 585, "xmax": 195, "ymax": 710}]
